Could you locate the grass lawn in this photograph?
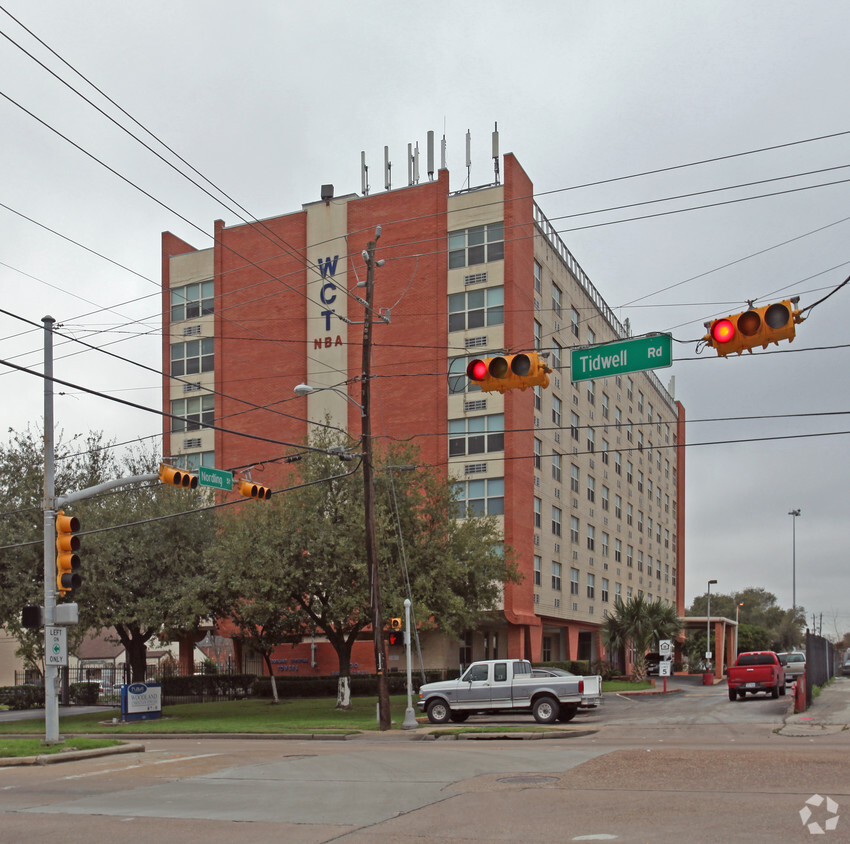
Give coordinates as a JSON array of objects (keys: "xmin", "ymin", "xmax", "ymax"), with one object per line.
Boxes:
[
  {"xmin": 0, "ymin": 737, "xmax": 123, "ymax": 758},
  {"xmin": 0, "ymin": 695, "xmax": 420, "ymax": 736},
  {"xmin": 602, "ymin": 679, "xmax": 654, "ymax": 692}
]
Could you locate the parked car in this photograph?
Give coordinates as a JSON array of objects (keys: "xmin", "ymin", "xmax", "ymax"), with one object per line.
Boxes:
[
  {"xmin": 842, "ymin": 652, "xmax": 850, "ymax": 677},
  {"xmin": 645, "ymin": 652, "xmax": 662, "ymax": 676},
  {"xmin": 777, "ymin": 652, "xmax": 806, "ymax": 684},
  {"xmin": 727, "ymin": 651, "xmax": 786, "ymax": 700}
]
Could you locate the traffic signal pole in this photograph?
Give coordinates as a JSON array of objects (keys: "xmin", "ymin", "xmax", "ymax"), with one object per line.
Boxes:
[
  {"xmin": 42, "ymin": 316, "xmax": 60, "ymax": 743},
  {"xmin": 361, "ymin": 232, "xmax": 392, "ymax": 731}
]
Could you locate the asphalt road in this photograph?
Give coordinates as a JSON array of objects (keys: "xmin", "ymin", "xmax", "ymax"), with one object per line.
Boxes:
[{"xmin": 1, "ymin": 676, "xmax": 847, "ymax": 843}]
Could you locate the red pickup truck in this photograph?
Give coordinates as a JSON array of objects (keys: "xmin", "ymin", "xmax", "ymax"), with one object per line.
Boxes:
[{"xmin": 727, "ymin": 651, "xmax": 786, "ymax": 701}]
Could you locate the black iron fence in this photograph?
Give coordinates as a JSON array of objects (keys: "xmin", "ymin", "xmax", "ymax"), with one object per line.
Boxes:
[{"xmin": 805, "ymin": 631, "xmax": 839, "ymax": 707}]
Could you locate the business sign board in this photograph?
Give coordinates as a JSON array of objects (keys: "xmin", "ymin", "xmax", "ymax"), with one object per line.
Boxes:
[
  {"xmin": 121, "ymin": 682, "xmax": 162, "ymax": 722},
  {"xmin": 570, "ymin": 334, "xmax": 673, "ymax": 383}
]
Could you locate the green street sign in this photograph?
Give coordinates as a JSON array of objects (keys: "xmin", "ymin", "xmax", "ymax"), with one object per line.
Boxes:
[
  {"xmin": 570, "ymin": 333, "xmax": 673, "ymax": 383},
  {"xmin": 198, "ymin": 466, "xmax": 233, "ymax": 491}
]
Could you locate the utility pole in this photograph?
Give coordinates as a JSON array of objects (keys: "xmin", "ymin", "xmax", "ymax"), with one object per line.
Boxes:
[{"xmin": 361, "ymin": 230, "xmax": 391, "ymax": 730}]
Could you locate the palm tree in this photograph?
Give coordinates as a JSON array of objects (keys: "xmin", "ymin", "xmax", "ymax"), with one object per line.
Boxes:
[{"xmin": 602, "ymin": 595, "xmax": 682, "ymax": 681}]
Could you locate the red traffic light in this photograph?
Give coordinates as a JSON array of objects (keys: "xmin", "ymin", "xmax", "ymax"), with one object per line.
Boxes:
[
  {"xmin": 711, "ymin": 318, "xmax": 735, "ymax": 345},
  {"xmin": 467, "ymin": 359, "xmax": 488, "ymax": 382}
]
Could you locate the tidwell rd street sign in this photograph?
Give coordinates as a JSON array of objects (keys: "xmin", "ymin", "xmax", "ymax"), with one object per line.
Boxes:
[
  {"xmin": 570, "ymin": 333, "xmax": 673, "ymax": 383},
  {"xmin": 198, "ymin": 466, "xmax": 233, "ymax": 491}
]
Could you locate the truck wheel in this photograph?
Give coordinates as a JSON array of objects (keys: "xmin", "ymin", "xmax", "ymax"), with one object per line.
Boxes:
[
  {"xmin": 728, "ymin": 688, "xmax": 737, "ymax": 701},
  {"xmin": 426, "ymin": 699, "xmax": 451, "ymax": 724},
  {"xmin": 557, "ymin": 704, "xmax": 578, "ymax": 722},
  {"xmin": 532, "ymin": 696, "xmax": 559, "ymax": 724},
  {"xmin": 771, "ymin": 684, "xmax": 780, "ymax": 699},
  {"xmin": 779, "ymin": 684, "xmax": 786, "ymax": 697},
  {"xmin": 449, "ymin": 711, "xmax": 470, "ymax": 723}
]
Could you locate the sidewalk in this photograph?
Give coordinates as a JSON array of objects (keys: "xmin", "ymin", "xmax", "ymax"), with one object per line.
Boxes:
[{"xmin": 780, "ymin": 675, "xmax": 850, "ymax": 736}]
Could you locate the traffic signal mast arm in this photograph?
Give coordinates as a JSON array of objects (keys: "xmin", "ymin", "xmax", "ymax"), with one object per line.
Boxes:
[{"xmin": 704, "ymin": 298, "xmax": 803, "ymax": 357}]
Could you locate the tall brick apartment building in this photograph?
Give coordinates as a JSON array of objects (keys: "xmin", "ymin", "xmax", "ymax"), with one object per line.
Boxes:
[{"xmin": 161, "ymin": 151, "xmax": 685, "ymax": 674}]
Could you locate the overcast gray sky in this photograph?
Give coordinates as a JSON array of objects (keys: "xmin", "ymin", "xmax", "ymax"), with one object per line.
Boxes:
[{"xmin": 1, "ymin": 2, "xmax": 848, "ymax": 636}]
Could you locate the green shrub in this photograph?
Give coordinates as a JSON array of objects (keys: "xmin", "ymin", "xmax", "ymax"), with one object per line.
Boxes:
[
  {"xmin": 70, "ymin": 682, "xmax": 100, "ymax": 705},
  {"xmin": 0, "ymin": 684, "xmax": 45, "ymax": 710}
]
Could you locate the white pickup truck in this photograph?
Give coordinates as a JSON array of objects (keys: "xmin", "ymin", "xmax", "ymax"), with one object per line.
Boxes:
[{"xmin": 417, "ymin": 659, "xmax": 602, "ymax": 724}]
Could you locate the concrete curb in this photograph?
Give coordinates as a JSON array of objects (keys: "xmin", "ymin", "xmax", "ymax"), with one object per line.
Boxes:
[{"xmin": 0, "ymin": 742, "xmax": 145, "ymax": 767}]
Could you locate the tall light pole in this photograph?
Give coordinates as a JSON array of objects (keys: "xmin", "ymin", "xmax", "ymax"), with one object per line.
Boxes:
[
  {"xmin": 788, "ymin": 509, "xmax": 800, "ymax": 619},
  {"xmin": 706, "ymin": 579, "xmax": 717, "ymax": 672},
  {"xmin": 734, "ymin": 601, "xmax": 744, "ymax": 657}
]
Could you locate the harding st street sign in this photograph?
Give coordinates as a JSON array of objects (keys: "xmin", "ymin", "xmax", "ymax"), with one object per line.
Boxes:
[{"xmin": 570, "ymin": 333, "xmax": 673, "ymax": 383}]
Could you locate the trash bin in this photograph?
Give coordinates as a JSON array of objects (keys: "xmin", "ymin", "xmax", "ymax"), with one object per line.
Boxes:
[{"xmin": 702, "ymin": 672, "xmax": 714, "ymax": 685}]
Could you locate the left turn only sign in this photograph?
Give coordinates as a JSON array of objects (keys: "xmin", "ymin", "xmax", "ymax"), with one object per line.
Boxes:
[{"xmin": 46, "ymin": 626, "xmax": 68, "ymax": 666}]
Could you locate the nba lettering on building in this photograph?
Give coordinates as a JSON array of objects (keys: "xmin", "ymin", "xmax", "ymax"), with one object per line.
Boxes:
[{"xmin": 161, "ymin": 128, "xmax": 685, "ymax": 678}]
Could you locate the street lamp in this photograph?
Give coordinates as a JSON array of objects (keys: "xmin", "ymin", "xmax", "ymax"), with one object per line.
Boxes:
[
  {"xmin": 293, "ymin": 383, "xmax": 365, "ymax": 416},
  {"xmin": 734, "ymin": 601, "xmax": 744, "ymax": 656},
  {"xmin": 788, "ymin": 509, "xmax": 800, "ymax": 618},
  {"xmin": 706, "ymin": 579, "xmax": 717, "ymax": 672}
]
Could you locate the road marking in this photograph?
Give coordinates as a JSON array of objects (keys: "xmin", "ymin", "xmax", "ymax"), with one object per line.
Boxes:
[{"xmin": 62, "ymin": 753, "xmax": 220, "ymax": 780}]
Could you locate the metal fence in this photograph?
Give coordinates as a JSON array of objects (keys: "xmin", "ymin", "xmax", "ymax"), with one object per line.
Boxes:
[{"xmin": 805, "ymin": 631, "xmax": 839, "ymax": 707}]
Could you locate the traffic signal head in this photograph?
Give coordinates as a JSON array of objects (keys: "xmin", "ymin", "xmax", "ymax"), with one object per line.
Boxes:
[
  {"xmin": 55, "ymin": 509, "xmax": 81, "ymax": 596},
  {"xmin": 466, "ymin": 351, "xmax": 551, "ymax": 393},
  {"xmin": 390, "ymin": 617, "xmax": 402, "ymax": 631},
  {"xmin": 158, "ymin": 464, "xmax": 199, "ymax": 488},
  {"xmin": 388, "ymin": 630, "xmax": 404, "ymax": 646},
  {"xmin": 237, "ymin": 479, "xmax": 272, "ymax": 500},
  {"xmin": 704, "ymin": 299, "xmax": 802, "ymax": 357}
]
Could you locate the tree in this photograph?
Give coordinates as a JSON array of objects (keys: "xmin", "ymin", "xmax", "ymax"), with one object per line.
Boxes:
[
  {"xmin": 0, "ymin": 426, "xmax": 117, "ymax": 670},
  {"xmin": 602, "ymin": 595, "xmax": 682, "ymax": 681},
  {"xmin": 79, "ymin": 448, "xmax": 215, "ymax": 681},
  {"xmin": 210, "ymin": 428, "xmax": 519, "ymax": 708}
]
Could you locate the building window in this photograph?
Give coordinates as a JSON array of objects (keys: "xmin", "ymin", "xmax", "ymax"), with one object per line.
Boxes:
[
  {"xmin": 570, "ymin": 567, "xmax": 580, "ymax": 595},
  {"xmin": 553, "ymin": 395, "xmax": 562, "ymax": 428},
  {"xmin": 601, "ymin": 484, "xmax": 609, "ymax": 511},
  {"xmin": 448, "ymin": 286, "xmax": 504, "ymax": 332},
  {"xmin": 448, "ymin": 222, "xmax": 504, "ymax": 268},
  {"xmin": 534, "ymin": 260, "xmax": 542, "ymax": 294},
  {"xmin": 571, "ymin": 412, "xmax": 580, "ymax": 441},
  {"xmin": 615, "ymin": 538, "xmax": 622, "ymax": 563},
  {"xmin": 552, "ymin": 562, "xmax": 562, "ymax": 591},
  {"xmin": 552, "ymin": 340, "xmax": 562, "ymax": 373},
  {"xmin": 627, "ymin": 503, "xmax": 633, "ymax": 526},
  {"xmin": 587, "ymin": 524, "xmax": 595, "ymax": 551},
  {"xmin": 587, "ymin": 475, "xmax": 595, "ymax": 502},
  {"xmin": 587, "ymin": 328, "xmax": 596, "ymax": 345},
  {"xmin": 453, "ymin": 477, "xmax": 504, "ymax": 517},
  {"xmin": 171, "ymin": 394, "xmax": 214, "ymax": 432},
  {"xmin": 570, "ymin": 307, "xmax": 580, "ymax": 337},
  {"xmin": 534, "ymin": 496, "xmax": 542, "ymax": 529},
  {"xmin": 172, "ymin": 451, "xmax": 214, "ymax": 471},
  {"xmin": 586, "ymin": 426, "xmax": 595, "ymax": 453},
  {"xmin": 570, "ymin": 464, "xmax": 580, "ymax": 493},
  {"xmin": 587, "ymin": 573, "xmax": 595, "ymax": 600},
  {"xmin": 171, "ymin": 280, "xmax": 214, "ymax": 322},
  {"xmin": 627, "ymin": 545, "xmax": 633, "ymax": 567},
  {"xmin": 552, "ymin": 506, "xmax": 562, "ymax": 537},
  {"xmin": 627, "ymin": 461, "xmax": 633, "ymax": 485},
  {"xmin": 601, "ymin": 439, "xmax": 609, "ymax": 464},
  {"xmin": 534, "ymin": 555, "xmax": 542, "ymax": 587},
  {"xmin": 615, "ymin": 495, "xmax": 622, "ymax": 519},
  {"xmin": 552, "ymin": 284, "xmax": 562, "ymax": 317},
  {"xmin": 542, "ymin": 635, "xmax": 552, "ymax": 662},
  {"xmin": 534, "ymin": 437, "xmax": 542, "ymax": 470},
  {"xmin": 601, "ymin": 532, "xmax": 609, "ymax": 557},
  {"xmin": 602, "ymin": 578, "xmax": 609, "ymax": 603},
  {"xmin": 449, "ymin": 413, "xmax": 504, "ymax": 457},
  {"xmin": 614, "ymin": 452, "xmax": 622, "ymax": 475},
  {"xmin": 570, "ymin": 516, "xmax": 579, "ymax": 544},
  {"xmin": 552, "ymin": 452, "xmax": 562, "ymax": 483},
  {"xmin": 602, "ymin": 392, "xmax": 609, "ymax": 419},
  {"xmin": 171, "ymin": 338, "xmax": 214, "ymax": 377}
]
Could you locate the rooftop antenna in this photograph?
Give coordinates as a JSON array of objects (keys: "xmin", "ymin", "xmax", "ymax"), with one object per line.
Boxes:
[
  {"xmin": 384, "ymin": 146, "xmax": 391, "ymax": 191},
  {"xmin": 492, "ymin": 122, "xmax": 500, "ymax": 185},
  {"xmin": 361, "ymin": 151, "xmax": 369, "ymax": 196},
  {"xmin": 413, "ymin": 141, "xmax": 420, "ymax": 184},
  {"xmin": 465, "ymin": 129, "xmax": 471, "ymax": 187},
  {"xmin": 407, "ymin": 143, "xmax": 413, "ymax": 186},
  {"xmin": 427, "ymin": 130, "xmax": 435, "ymax": 180},
  {"xmin": 441, "ymin": 133, "xmax": 447, "ymax": 170}
]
